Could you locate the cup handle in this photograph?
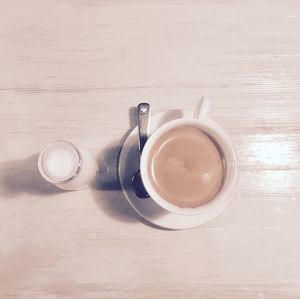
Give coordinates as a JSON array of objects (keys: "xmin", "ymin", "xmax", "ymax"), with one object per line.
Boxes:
[{"xmin": 193, "ymin": 96, "xmax": 210, "ymax": 119}]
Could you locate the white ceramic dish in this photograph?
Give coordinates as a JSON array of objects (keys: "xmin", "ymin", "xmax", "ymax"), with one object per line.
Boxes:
[{"xmin": 118, "ymin": 110, "xmax": 237, "ymax": 229}]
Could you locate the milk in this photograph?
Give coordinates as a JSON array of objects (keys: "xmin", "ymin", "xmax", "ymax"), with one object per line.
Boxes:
[{"xmin": 38, "ymin": 141, "xmax": 98, "ymax": 190}]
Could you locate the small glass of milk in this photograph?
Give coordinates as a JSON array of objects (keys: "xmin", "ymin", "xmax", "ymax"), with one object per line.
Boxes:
[{"xmin": 38, "ymin": 141, "xmax": 98, "ymax": 190}]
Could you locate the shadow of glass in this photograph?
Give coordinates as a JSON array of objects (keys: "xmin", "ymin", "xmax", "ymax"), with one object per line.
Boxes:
[{"xmin": 0, "ymin": 154, "xmax": 63, "ymax": 198}]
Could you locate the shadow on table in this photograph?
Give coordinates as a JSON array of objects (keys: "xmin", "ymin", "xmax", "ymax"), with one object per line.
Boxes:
[
  {"xmin": 91, "ymin": 106, "xmax": 145, "ymax": 225},
  {"xmin": 0, "ymin": 154, "xmax": 63, "ymax": 198}
]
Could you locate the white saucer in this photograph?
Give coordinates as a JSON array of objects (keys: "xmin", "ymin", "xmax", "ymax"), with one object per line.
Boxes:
[{"xmin": 118, "ymin": 110, "xmax": 233, "ymax": 230}]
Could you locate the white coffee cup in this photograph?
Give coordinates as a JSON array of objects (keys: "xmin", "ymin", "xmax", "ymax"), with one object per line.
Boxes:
[{"xmin": 140, "ymin": 100, "xmax": 238, "ymax": 216}]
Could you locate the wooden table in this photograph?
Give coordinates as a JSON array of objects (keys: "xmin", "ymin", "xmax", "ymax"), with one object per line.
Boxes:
[{"xmin": 1, "ymin": 1, "xmax": 300, "ymax": 298}]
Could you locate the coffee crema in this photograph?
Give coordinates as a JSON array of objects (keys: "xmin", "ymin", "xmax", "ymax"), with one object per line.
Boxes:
[{"xmin": 148, "ymin": 126, "xmax": 225, "ymax": 208}]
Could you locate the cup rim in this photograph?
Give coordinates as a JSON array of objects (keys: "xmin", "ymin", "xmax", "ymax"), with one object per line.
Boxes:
[{"xmin": 140, "ymin": 117, "xmax": 238, "ymax": 216}]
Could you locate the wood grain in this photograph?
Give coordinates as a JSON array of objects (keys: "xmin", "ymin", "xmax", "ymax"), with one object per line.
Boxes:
[{"xmin": 1, "ymin": 0, "xmax": 300, "ymax": 298}]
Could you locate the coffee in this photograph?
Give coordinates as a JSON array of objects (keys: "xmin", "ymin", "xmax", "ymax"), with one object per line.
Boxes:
[{"xmin": 148, "ymin": 126, "xmax": 225, "ymax": 208}]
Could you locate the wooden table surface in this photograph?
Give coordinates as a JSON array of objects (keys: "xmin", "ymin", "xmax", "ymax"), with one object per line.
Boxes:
[{"xmin": 1, "ymin": 1, "xmax": 300, "ymax": 298}]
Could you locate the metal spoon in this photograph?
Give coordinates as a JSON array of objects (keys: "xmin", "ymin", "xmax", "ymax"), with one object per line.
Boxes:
[{"xmin": 132, "ymin": 103, "xmax": 151, "ymax": 198}]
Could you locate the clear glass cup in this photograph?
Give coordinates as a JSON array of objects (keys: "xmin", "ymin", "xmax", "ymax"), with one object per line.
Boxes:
[{"xmin": 38, "ymin": 140, "xmax": 98, "ymax": 190}]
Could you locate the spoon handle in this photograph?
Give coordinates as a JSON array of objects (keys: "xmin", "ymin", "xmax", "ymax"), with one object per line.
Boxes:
[{"xmin": 138, "ymin": 103, "xmax": 151, "ymax": 153}]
